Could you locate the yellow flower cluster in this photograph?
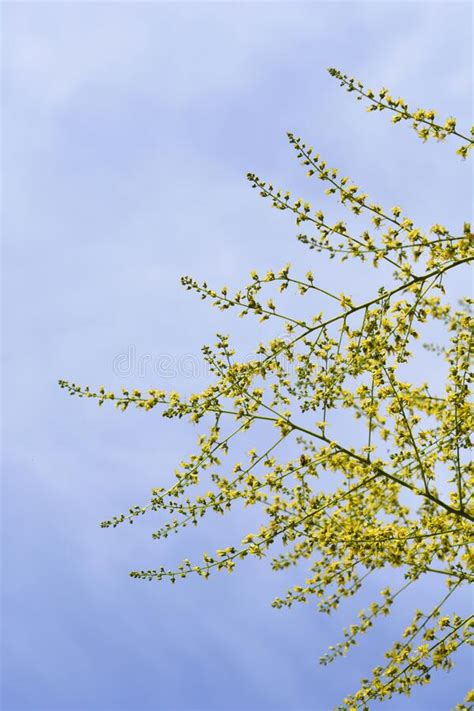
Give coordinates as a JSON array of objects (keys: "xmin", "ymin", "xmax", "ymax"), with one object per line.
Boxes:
[
  {"xmin": 59, "ymin": 68, "xmax": 473, "ymax": 708},
  {"xmin": 328, "ymin": 67, "xmax": 474, "ymax": 158}
]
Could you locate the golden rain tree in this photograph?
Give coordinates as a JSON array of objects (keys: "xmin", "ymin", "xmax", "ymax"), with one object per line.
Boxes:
[{"xmin": 60, "ymin": 68, "xmax": 473, "ymax": 709}]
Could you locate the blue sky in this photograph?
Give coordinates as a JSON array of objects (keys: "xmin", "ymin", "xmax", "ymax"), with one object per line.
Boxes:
[{"xmin": 2, "ymin": 2, "xmax": 472, "ymax": 710}]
